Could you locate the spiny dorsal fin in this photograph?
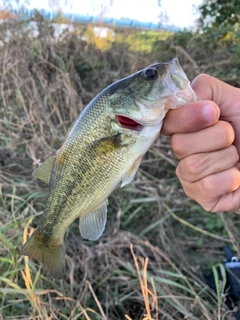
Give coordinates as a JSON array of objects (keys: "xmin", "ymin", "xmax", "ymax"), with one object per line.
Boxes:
[
  {"xmin": 79, "ymin": 200, "xmax": 108, "ymax": 241},
  {"xmin": 32, "ymin": 154, "xmax": 56, "ymax": 185},
  {"xmin": 121, "ymin": 156, "xmax": 143, "ymax": 187}
]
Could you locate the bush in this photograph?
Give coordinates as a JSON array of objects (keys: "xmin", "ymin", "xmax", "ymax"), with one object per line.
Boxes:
[{"xmin": 1, "ymin": 13, "xmax": 240, "ymax": 319}]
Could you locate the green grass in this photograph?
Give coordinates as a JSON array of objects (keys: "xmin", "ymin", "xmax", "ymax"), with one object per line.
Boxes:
[
  {"xmin": 1, "ymin": 14, "xmax": 240, "ymax": 320},
  {"xmin": 1, "ymin": 163, "xmax": 238, "ymax": 319}
]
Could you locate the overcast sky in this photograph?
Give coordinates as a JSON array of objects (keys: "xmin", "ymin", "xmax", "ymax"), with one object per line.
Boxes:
[{"xmin": 12, "ymin": 0, "xmax": 203, "ymax": 29}]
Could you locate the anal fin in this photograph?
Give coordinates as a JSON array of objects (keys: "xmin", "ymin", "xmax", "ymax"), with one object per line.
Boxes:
[
  {"xmin": 121, "ymin": 156, "xmax": 143, "ymax": 187},
  {"xmin": 79, "ymin": 200, "xmax": 108, "ymax": 241}
]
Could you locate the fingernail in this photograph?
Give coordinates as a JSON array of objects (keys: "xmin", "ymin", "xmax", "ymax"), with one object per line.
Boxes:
[{"xmin": 202, "ymin": 104, "xmax": 218, "ymax": 124}]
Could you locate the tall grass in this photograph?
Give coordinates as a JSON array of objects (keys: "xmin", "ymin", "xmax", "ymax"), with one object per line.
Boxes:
[{"xmin": 1, "ymin": 13, "xmax": 240, "ymax": 319}]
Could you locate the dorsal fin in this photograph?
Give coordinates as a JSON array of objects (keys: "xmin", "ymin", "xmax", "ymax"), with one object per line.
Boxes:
[{"xmin": 32, "ymin": 155, "xmax": 56, "ymax": 185}]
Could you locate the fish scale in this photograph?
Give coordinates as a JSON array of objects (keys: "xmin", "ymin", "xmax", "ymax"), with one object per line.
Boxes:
[{"xmin": 21, "ymin": 58, "xmax": 197, "ymax": 278}]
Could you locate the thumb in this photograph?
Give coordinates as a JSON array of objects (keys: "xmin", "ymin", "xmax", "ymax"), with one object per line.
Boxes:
[
  {"xmin": 192, "ymin": 74, "xmax": 240, "ymax": 112},
  {"xmin": 192, "ymin": 74, "xmax": 240, "ymax": 154}
]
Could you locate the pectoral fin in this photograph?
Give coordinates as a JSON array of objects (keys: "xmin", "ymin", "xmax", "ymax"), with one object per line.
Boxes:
[
  {"xmin": 121, "ymin": 156, "xmax": 143, "ymax": 187},
  {"xmin": 79, "ymin": 200, "xmax": 108, "ymax": 241},
  {"xmin": 32, "ymin": 155, "xmax": 56, "ymax": 184},
  {"xmin": 91, "ymin": 133, "xmax": 126, "ymax": 153}
]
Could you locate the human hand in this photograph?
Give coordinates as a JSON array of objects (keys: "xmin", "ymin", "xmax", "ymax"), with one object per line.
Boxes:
[{"xmin": 161, "ymin": 74, "xmax": 240, "ymax": 213}]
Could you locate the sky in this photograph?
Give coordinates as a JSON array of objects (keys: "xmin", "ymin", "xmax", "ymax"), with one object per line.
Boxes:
[{"xmin": 18, "ymin": 0, "xmax": 203, "ymax": 29}]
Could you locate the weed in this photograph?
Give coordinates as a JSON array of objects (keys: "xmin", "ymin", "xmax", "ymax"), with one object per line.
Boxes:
[{"xmin": 0, "ymin": 13, "xmax": 240, "ymax": 320}]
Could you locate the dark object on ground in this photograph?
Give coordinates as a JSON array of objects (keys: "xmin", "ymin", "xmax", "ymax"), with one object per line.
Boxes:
[{"xmin": 204, "ymin": 246, "xmax": 240, "ymax": 320}]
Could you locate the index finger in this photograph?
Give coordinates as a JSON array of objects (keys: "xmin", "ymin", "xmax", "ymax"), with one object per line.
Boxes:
[{"xmin": 161, "ymin": 100, "xmax": 220, "ymax": 136}]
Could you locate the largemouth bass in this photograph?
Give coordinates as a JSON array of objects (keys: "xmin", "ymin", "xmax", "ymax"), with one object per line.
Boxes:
[{"xmin": 21, "ymin": 58, "xmax": 197, "ymax": 279}]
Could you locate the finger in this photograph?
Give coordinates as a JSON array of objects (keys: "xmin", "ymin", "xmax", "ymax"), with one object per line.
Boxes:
[
  {"xmin": 161, "ymin": 100, "xmax": 219, "ymax": 136},
  {"xmin": 192, "ymin": 74, "xmax": 240, "ymax": 155},
  {"xmin": 171, "ymin": 121, "xmax": 235, "ymax": 159},
  {"xmin": 179, "ymin": 167, "xmax": 240, "ymax": 212},
  {"xmin": 192, "ymin": 74, "xmax": 239, "ymax": 111},
  {"xmin": 176, "ymin": 145, "xmax": 239, "ymax": 183},
  {"xmin": 210, "ymin": 188, "xmax": 240, "ymax": 213}
]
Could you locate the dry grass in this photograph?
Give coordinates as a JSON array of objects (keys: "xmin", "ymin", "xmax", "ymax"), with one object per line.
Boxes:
[{"xmin": 1, "ymin": 13, "xmax": 240, "ymax": 320}]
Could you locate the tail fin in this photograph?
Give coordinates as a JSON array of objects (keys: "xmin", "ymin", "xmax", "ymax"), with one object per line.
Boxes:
[{"xmin": 21, "ymin": 229, "xmax": 66, "ymax": 279}]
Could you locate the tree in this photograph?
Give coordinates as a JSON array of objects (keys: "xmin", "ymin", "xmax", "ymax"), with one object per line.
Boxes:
[{"xmin": 199, "ymin": 0, "xmax": 240, "ymax": 28}]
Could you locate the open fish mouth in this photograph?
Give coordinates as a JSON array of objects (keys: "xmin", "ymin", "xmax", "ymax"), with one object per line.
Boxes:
[{"xmin": 116, "ymin": 115, "xmax": 143, "ymax": 131}]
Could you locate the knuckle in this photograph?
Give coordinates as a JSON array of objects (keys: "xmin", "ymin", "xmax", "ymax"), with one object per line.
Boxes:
[
  {"xmin": 171, "ymin": 134, "xmax": 187, "ymax": 158},
  {"xmin": 183, "ymin": 155, "xmax": 203, "ymax": 176},
  {"xmin": 183, "ymin": 184, "xmax": 215, "ymax": 212},
  {"xmin": 198, "ymin": 175, "xmax": 215, "ymax": 194},
  {"xmin": 175, "ymin": 165, "xmax": 182, "ymax": 179},
  {"xmin": 182, "ymin": 185, "xmax": 194, "ymax": 199}
]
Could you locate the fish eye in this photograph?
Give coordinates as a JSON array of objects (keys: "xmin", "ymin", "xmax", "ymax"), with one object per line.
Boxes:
[{"xmin": 142, "ymin": 68, "xmax": 158, "ymax": 80}]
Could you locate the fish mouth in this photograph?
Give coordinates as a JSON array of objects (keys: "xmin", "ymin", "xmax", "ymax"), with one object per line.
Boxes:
[{"xmin": 116, "ymin": 115, "xmax": 143, "ymax": 131}]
